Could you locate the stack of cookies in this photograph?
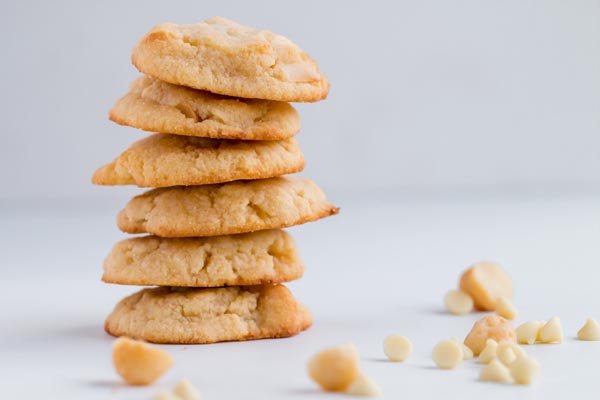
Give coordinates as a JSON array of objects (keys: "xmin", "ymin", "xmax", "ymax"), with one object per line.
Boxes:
[{"xmin": 93, "ymin": 17, "xmax": 338, "ymax": 344}]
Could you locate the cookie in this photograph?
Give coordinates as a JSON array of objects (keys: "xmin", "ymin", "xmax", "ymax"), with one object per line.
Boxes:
[
  {"xmin": 102, "ymin": 230, "xmax": 304, "ymax": 287},
  {"xmin": 109, "ymin": 76, "xmax": 301, "ymax": 140},
  {"xmin": 117, "ymin": 177, "xmax": 339, "ymax": 237},
  {"xmin": 105, "ymin": 284, "xmax": 312, "ymax": 344},
  {"xmin": 92, "ymin": 133, "xmax": 304, "ymax": 187},
  {"xmin": 132, "ymin": 17, "xmax": 329, "ymax": 102}
]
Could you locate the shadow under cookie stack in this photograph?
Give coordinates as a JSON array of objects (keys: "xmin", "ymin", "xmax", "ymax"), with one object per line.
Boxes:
[{"xmin": 93, "ymin": 17, "xmax": 337, "ymax": 344}]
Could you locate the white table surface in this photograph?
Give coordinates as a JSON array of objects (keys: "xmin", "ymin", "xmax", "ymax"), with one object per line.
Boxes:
[{"xmin": 3, "ymin": 192, "xmax": 600, "ymax": 399}]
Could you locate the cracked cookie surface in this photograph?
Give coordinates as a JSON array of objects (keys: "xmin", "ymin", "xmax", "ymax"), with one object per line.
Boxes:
[
  {"xmin": 132, "ymin": 17, "xmax": 329, "ymax": 102},
  {"xmin": 103, "ymin": 230, "xmax": 304, "ymax": 287},
  {"xmin": 110, "ymin": 76, "xmax": 301, "ymax": 140},
  {"xmin": 105, "ymin": 284, "xmax": 312, "ymax": 344},
  {"xmin": 92, "ymin": 133, "xmax": 304, "ymax": 187},
  {"xmin": 117, "ymin": 177, "xmax": 339, "ymax": 237}
]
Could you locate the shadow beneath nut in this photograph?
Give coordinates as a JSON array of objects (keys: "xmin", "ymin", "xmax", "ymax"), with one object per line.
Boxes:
[
  {"xmin": 286, "ymin": 388, "xmax": 331, "ymax": 396},
  {"xmin": 415, "ymin": 365, "xmax": 439, "ymax": 370},
  {"xmin": 363, "ymin": 357, "xmax": 391, "ymax": 363},
  {"xmin": 80, "ymin": 379, "xmax": 128, "ymax": 389}
]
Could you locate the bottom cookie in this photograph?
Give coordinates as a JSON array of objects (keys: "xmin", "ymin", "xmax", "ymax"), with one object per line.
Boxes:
[{"xmin": 105, "ymin": 284, "xmax": 312, "ymax": 344}]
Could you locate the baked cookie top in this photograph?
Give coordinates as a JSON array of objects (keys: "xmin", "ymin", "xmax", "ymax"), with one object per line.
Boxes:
[
  {"xmin": 102, "ymin": 230, "xmax": 304, "ymax": 287},
  {"xmin": 110, "ymin": 76, "xmax": 301, "ymax": 140},
  {"xmin": 132, "ymin": 17, "xmax": 329, "ymax": 102},
  {"xmin": 117, "ymin": 177, "xmax": 339, "ymax": 237},
  {"xmin": 105, "ymin": 284, "xmax": 312, "ymax": 344},
  {"xmin": 92, "ymin": 133, "xmax": 304, "ymax": 187}
]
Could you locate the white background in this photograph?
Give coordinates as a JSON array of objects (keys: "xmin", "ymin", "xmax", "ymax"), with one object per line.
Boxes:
[
  {"xmin": 2, "ymin": 1, "xmax": 600, "ymax": 399},
  {"xmin": 1, "ymin": 0, "xmax": 599, "ymax": 198}
]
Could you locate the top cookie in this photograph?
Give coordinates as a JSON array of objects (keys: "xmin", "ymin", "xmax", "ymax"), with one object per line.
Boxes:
[
  {"xmin": 132, "ymin": 17, "xmax": 329, "ymax": 102},
  {"xmin": 109, "ymin": 76, "xmax": 301, "ymax": 140}
]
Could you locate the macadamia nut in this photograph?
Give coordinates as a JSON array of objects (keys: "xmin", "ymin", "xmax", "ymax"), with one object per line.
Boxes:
[
  {"xmin": 383, "ymin": 335, "xmax": 412, "ymax": 362},
  {"xmin": 345, "ymin": 375, "xmax": 382, "ymax": 397},
  {"xmin": 459, "ymin": 261, "xmax": 512, "ymax": 311},
  {"xmin": 538, "ymin": 317, "xmax": 563, "ymax": 344},
  {"xmin": 496, "ymin": 296, "xmax": 518, "ymax": 320},
  {"xmin": 577, "ymin": 318, "xmax": 600, "ymax": 341},
  {"xmin": 464, "ymin": 315, "xmax": 516, "ymax": 356},
  {"xmin": 480, "ymin": 359, "xmax": 512, "ymax": 383},
  {"xmin": 516, "ymin": 321, "xmax": 544, "ymax": 345},
  {"xmin": 510, "ymin": 356, "xmax": 540, "ymax": 385},
  {"xmin": 112, "ymin": 337, "xmax": 174, "ymax": 386},
  {"xmin": 444, "ymin": 290, "xmax": 474, "ymax": 315},
  {"xmin": 432, "ymin": 340, "xmax": 463, "ymax": 369},
  {"xmin": 308, "ymin": 344, "xmax": 360, "ymax": 391},
  {"xmin": 478, "ymin": 339, "xmax": 498, "ymax": 364}
]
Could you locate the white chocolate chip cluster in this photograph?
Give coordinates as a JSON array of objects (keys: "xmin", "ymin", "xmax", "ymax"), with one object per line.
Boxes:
[
  {"xmin": 516, "ymin": 317, "xmax": 564, "ymax": 344},
  {"xmin": 478, "ymin": 341, "xmax": 540, "ymax": 385},
  {"xmin": 152, "ymin": 379, "xmax": 201, "ymax": 400}
]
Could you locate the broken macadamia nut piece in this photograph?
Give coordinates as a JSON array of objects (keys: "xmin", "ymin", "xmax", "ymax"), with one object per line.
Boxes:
[
  {"xmin": 496, "ymin": 296, "xmax": 518, "ymax": 320},
  {"xmin": 308, "ymin": 344, "xmax": 360, "ymax": 392},
  {"xmin": 345, "ymin": 374, "xmax": 382, "ymax": 397},
  {"xmin": 459, "ymin": 261, "xmax": 512, "ymax": 311},
  {"xmin": 538, "ymin": 317, "xmax": 563, "ymax": 344},
  {"xmin": 516, "ymin": 321, "xmax": 544, "ymax": 345},
  {"xmin": 444, "ymin": 290, "xmax": 474, "ymax": 315},
  {"xmin": 112, "ymin": 337, "xmax": 174, "ymax": 386},
  {"xmin": 464, "ymin": 315, "xmax": 516, "ymax": 356},
  {"xmin": 383, "ymin": 335, "xmax": 412, "ymax": 362},
  {"xmin": 577, "ymin": 318, "xmax": 600, "ymax": 341},
  {"xmin": 432, "ymin": 340, "xmax": 463, "ymax": 369},
  {"xmin": 480, "ymin": 359, "xmax": 512, "ymax": 383}
]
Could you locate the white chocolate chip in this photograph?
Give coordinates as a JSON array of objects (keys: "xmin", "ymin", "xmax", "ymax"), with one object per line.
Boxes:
[
  {"xmin": 497, "ymin": 340, "xmax": 523, "ymax": 365},
  {"xmin": 308, "ymin": 344, "xmax": 360, "ymax": 391},
  {"xmin": 538, "ymin": 317, "xmax": 563, "ymax": 344},
  {"xmin": 461, "ymin": 343, "xmax": 474, "ymax": 360},
  {"xmin": 280, "ymin": 61, "xmax": 321, "ymax": 82},
  {"xmin": 495, "ymin": 296, "xmax": 518, "ymax": 320},
  {"xmin": 577, "ymin": 318, "xmax": 600, "ymax": 341},
  {"xmin": 152, "ymin": 391, "xmax": 180, "ymax": 400},
  {"xmin": 444, "ymin": 290, "xmax": 474, "ymax": 315},
  {"xmin": 432, "ymin": 340, "xmax": 463, "ymax": 369},
  {"xmin": 516, "ymin": 321, "xmax": 544, "ymax": 345},
  {"xmin": 173, "ymin": 379, "xmax": 201, "ymax": 400},
  {"xmin": 345, "ymin": 375, "xmax": 382, "ymax": 397},
  {"xmin": 510, "ymin": 356, "xmax": 540, "ymax": 385},
  {"xmin": 480, "ymin": 359, "xmax": 512, "ymax": 383},
  {"xmin": 383, "ymin": 335, "xmax": 412, "ymax": 362},
  {"xmin": 478, "ymin": 339, "xmax": 498, "ymax": 364}
]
